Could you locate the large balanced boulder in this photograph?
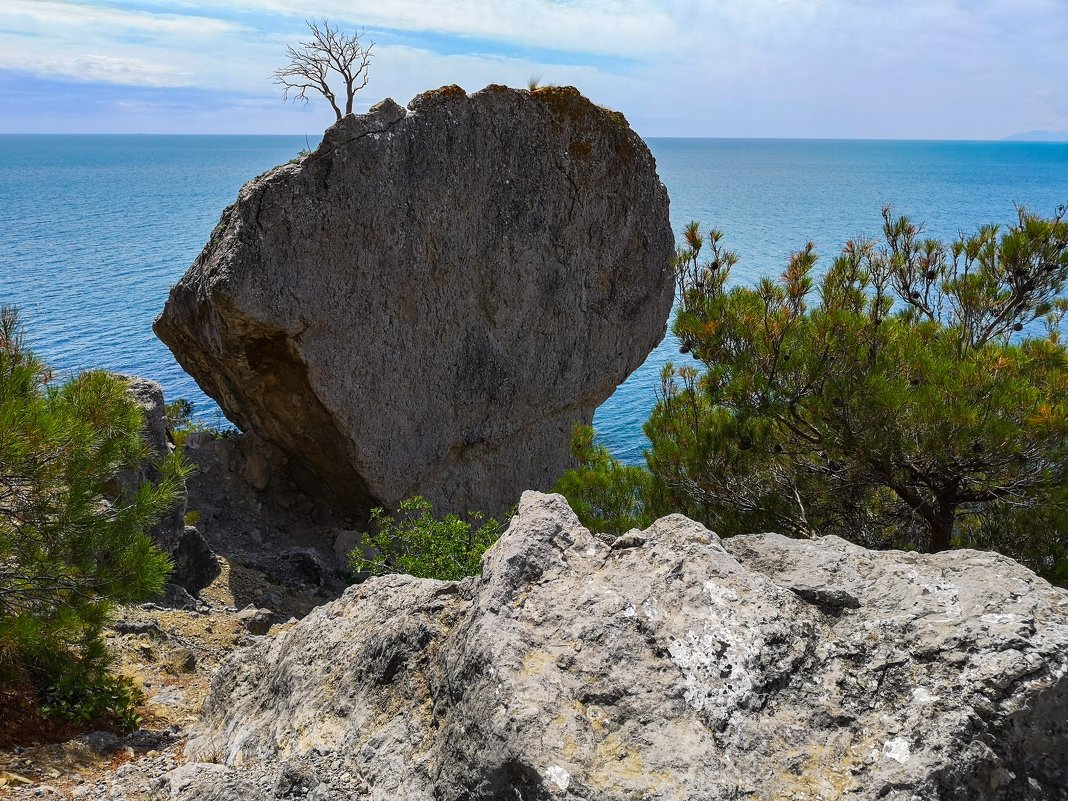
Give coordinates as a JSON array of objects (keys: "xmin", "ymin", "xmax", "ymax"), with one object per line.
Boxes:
[
  {"xmin": 155, "ymin": 84, "xmax": 674, "ymax": 518},
  {"xmin": 161, "ymin": 493, "xmax": 1068, "ymax": 801}
]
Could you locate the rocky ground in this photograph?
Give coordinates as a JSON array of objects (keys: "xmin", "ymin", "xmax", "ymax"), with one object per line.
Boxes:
[
  {"xmin": 3, "ymin": 492, "xmax": 1067, "ymax": 800},
  {"xmin": 0, "ymin": 555, "xmax": 314, "ymax": 800},
  {"xmin": 81, "ymin": 493, "xmax": 1068, "ymax": 801}
]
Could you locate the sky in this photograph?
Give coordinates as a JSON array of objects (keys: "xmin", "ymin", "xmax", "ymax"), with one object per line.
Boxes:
[{"xmin": 1, "ymin": 0, "xmax": 1066, "ymax": 139}]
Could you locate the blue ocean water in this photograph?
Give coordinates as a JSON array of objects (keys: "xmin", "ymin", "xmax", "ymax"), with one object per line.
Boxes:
[{"xmin": 2, "ymin": 135, "xmax": 1067, "ymax": 464}]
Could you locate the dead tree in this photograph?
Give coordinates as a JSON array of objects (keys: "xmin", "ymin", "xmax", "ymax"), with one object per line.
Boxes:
[{"xmin": 274, "ymin": 20, "xmax": 374, "ymax": 121}]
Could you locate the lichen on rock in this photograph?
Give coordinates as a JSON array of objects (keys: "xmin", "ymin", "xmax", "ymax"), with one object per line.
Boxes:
[{"xmin": 161, "ymin": 492, "xmax": 1068, "ymax": 800}]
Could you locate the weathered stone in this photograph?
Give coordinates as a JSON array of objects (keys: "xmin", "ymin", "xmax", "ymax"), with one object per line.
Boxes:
[
  {"xmin": 111, "ymin": 619, "xmax": 165, "ymax": 639},
  {"xmin": 155, "ymin": 85, "xmax": 674, "ymax": 519},
  {"xmin": 173, "ymin": 492, "xmax": 1068, "ymax": 801},
  {"xmin": 74, "ymin": 731, "xmax": 123, "ymax": 756},
  {"xmin": 236, "ymin": 606, "xmax": 274, "ymax": 635},
  {"xmin": 118, "ymin": 376, "xmax": 184, "ymax": 547},
  {"xmin": 282, "ymin": 548, "xmax": 325, "ymax": 587},
  {"xmin": 169, "ymin": 525, "xmax": 220, "ymax": 594},
  {"xmin": 162, "ymin": 647, "xmax": 197, "ymax": 674},
  {"xmin": 120, "ymin": 376, "xmax": 221, "ymax": 594},
  {"xmin": 154, "ymin": 582, "xmax": 197, "ymax": 610},
  {"xmin": 181, "ymin": 432, "xmax": 350, "ymax": 595}
]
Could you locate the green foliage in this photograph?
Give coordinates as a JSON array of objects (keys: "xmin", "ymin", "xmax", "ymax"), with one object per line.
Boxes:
[
  {"xmin": 40, "ymin": 664, "xmax": 144, "ymax": 731},
  {"xmin": 164, "ymin": 397, "xmax": 205, "ymax": 449},
  {"xmin": 164, "ymin": 397, "xmax": 232, "ymax": 448},
  {"xmin": 164, "ymin": 397, "xmax": 194, "ymax": 430},
  {"xmin": 0, "ymin": 306, "xmax": 186, "ymax": 721},
  {"xmin": 553, "ymin": 425, "xmax": 660, "ymax": 536},
  {"xmin": 646, "ymin": 208, "xmax": 1068, "ymax": 581},
  {"xmin": 350, "ymin": 497, "xmax": 504, "ymax": 581}
]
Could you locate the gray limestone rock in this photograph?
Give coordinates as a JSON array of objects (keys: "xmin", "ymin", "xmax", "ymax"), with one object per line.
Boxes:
[
  {"xmin": 154, "ymin": 582, "xmax": 197, "ymax": 610},
  {"xmin": 118, "ymin": 375, "xmax": 185, "ymax": 548},
  {"xmin": 168, "ymin": 525, "xmax": 220, "ymax": 593},
  {"xmin": 171, "ymin": 492, "xmax": 1068, "ymax": 801},
  {"xmin": 236, "ymin": 605, "xmax": 274, "ymax": 635},
  {"xmin": 155, "ymin": 85, "xmax": 674, "ymax": 519},
  {"xmin": 181, "ymin": 431, "xmax": 352, "ymax": 594},
  {"xmin": 120, "ymin": 376, "xmax": 220, "ymax": 594}
]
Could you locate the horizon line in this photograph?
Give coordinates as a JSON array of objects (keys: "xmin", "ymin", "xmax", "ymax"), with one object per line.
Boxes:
[{"xmin": 2, "ymin": 132, "xmax": 1067, "ymax": 144}]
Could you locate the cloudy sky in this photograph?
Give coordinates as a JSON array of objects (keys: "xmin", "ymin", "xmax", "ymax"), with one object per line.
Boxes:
[{"xmin": 1, "ymin": 0, "xmax": 1066, "ymax": 138}]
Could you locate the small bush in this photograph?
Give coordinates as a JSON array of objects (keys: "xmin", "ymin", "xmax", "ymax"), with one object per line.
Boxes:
[
  {"xmin": 553, "ymin": 425, "xmax": 660, "ymax": 537},
  {"xmin": 41, "ymin": 667, "xmax": 144, "ymax": 731},
  {"xmin": 164, "ymin": 398, "xmax": 233, "ymax": 448},
  {"xmin": 350, "ymin": 497, "xmax": 503, "ymax": 581}
]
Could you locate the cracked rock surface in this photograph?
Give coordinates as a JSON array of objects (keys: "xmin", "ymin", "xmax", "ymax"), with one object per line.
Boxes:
[
  {"xmin": 137, "ymin": 492, "xmax": 1067, "ymax": 800},
  {"xmin": 154, "ymin": 84, "xmax": 674, "ymax": 519}
]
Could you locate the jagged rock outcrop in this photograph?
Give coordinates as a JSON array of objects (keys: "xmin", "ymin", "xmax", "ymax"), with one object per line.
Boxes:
[
  {"xmin": 120, "ymin": 376, "xmax": 185, "ymax": 543},
  {"xmin": 155, "ymin": 492, "xmax": 1068, "ymax": 801},
  {"xmin": 120, "ymin": 376, "xmax": 220, "ymax": 594},
  {"xmin": 155, "ymin": 85, "xmax": 674, "ymax": 519}
]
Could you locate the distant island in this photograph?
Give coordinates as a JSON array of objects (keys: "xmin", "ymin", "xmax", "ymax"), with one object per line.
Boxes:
[{"xmin": 1003, "ymin": 129, "xmax": 1068, "ymax": 142}]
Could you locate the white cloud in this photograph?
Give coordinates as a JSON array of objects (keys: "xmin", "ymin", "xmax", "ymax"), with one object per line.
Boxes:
[
  {"xmin": 87, "ymin": 0, "xmax": 682, "ymax": 57},
  {"xmin": 2, "ymin": 0, "xmax": 239, "ymax": 36},
  {"xmin": 0, "ymin": 1, "xmax": 243, "ymax": 86},
  {"xmin": 69, "ymin": 54, "xmax": 191, "ymax": 85},
  {"xmin": 2, "ymin": 0, "xmax": 1066, "ymax": 137}
]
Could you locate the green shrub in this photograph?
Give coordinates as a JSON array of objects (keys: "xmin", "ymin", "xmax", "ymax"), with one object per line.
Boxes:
[
  {"xmin": 40, "ymin": 665, "xmax": 144, "ymax": 731},
  {"xmin": 350, "ymin": 497, "xmax": 503, "ymax": 581},
  {"xmin": 646, "ymin": 208, "xmax": 1068, "ymax": 581},
  {"xmin": 164, "ymin": 398, "xmax": 234, "ymax": 448},
  {"xmin": 0, "ymin": 305, "xmax": 186, "ymax": 723},
  {"xmin": 553, "ymin": 424, "xmax": 660, "ymax": 537}
]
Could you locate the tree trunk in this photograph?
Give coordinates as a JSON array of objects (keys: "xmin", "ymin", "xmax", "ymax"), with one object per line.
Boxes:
[{"xmin": 928, "ymin": 504, "xmax": 956, "ymax": 553}]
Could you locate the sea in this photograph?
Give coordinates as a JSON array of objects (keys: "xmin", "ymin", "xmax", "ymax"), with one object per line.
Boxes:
[{"xmin": 2, "ymin": 135, "xmax": 1067, "ymax": 465}]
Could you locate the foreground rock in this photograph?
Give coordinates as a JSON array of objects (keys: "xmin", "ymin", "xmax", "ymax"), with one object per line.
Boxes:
[
  {"xmin": 155, "ymin": 84, "xmax": 674, "ymax": 518},
  {"xmin": 141, "ymin": 493, "xmax": 1068, "ymax": 800}
]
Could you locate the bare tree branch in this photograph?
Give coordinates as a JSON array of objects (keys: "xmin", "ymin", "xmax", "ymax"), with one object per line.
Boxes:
[{"xmin": 273, "ymin": 20, "xmax": 374, "ymax": 122}]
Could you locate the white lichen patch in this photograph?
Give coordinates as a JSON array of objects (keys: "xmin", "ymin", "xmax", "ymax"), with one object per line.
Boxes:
[
  {"xmin": 920, "ymin": 580, "xmax": 961, "ymax": 622},
  {"xmin": 910, "ymin": 687, "xmax": 939, "ymax": 705},
  {"xmin": 545, "ymin": 765, "xmax": 571, "ymax": 791},
  {"xmin": 666, "ymin": 583, "xmax": 762, "ymax": 720},
  {"xmin": 882, "ymin": 737, "xmax": 911, "ymax": 763},
  {"xmin": 980, "ymin": 612, "xmax": 1027, "ymax": 626},
  {"xmin": 702, "ymin": 580, "xmax": 740, "ymax": 608},
  {"xmin": 641, "ymin": 597, "xmax": 662, "ymax": 621}
]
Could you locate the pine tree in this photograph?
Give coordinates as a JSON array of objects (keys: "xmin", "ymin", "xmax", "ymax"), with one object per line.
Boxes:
[
  {"xmin": 552, "ymin": 424, "xmax": 660, "ymax": 536},
  {"xmin": 645, "ymin": 208, "xmax": 1068, "ymax": 581},
  {"xmin": 0, "ymin": 306, "xmax": 186, "ymax": 688}
]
